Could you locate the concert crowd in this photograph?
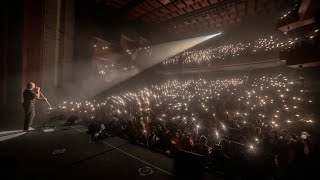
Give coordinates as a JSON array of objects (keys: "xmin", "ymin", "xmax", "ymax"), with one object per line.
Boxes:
[
  {"xmin": 162, "ymin": 30, "xmax": 319, "ymax": 68},
  {"xmin": 52, "ymin": 72, "xmax": 319, "ymax": 179}
]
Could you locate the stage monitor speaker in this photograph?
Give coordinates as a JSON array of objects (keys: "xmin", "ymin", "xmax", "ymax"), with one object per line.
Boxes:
[
  {"xmin": 174, "ymin": 149, "xmax": 203, "ymax": 174},
  {"xmin": 65, "ymin": 115, "xmax": 78, "ymax": 126}
]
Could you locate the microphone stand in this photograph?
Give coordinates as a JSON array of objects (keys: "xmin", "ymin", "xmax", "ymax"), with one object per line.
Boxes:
[
  {"xmin": 39, "ymin": 90, "xmax": 53, "ymax": 129},
  {"xmin": 40, "ymin": 91, "xmax": 52, "ymax": 108}
]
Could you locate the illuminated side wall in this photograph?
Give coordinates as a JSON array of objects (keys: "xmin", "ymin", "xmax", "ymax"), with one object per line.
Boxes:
[{"xmin": 42, "ymin": 0, "xmax": 75, "ymax": 102}]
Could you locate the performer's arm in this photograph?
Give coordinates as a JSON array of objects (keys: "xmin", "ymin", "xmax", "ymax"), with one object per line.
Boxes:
[
  {"xmin": 35, "ymin": 87, "xmax": 47, "ymax": 101},
  {"xmin": 35, "ymin": 87, "xmax": 41, "ymax": 98},
  {"xmin": 37, "ymin": 96, "xmax": 47, "ymax": 101}
]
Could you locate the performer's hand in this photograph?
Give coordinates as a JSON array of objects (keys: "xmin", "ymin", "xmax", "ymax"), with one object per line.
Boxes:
[{"xmin": 35, "ymin": 86, "xmax": 40, "ymax": 90}]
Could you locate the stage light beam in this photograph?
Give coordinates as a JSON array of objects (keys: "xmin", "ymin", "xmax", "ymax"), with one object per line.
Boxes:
[{"xmin": 85, "ymin": 33, "xmax": 222, "ymax": 99}]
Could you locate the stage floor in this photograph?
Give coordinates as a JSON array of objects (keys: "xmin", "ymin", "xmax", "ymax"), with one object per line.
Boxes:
[{"xmin": 0, "ymin": 121, "xmax": 222, "ymax": 180}]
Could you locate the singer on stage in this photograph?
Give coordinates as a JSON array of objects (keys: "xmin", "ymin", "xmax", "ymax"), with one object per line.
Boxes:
[{"xmin": 23, "ymin": 82, "xmax": 47, "ymax": 131}]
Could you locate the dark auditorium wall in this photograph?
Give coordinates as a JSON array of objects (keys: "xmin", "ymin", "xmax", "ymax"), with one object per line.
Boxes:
[
  {"xmin": 21, "ymin": 0, "xmax": 45, "ymax": 101},
  {"xmin": 1, "ymin": 0, "xmax": 75, "ymax": 128},
  {"xmin": 0, "ymin": 0, "xmax": 44, "ymax": 127},
  {"xmin": 1, "ymin": 1, "xmax": 26, "ymax": 111}
]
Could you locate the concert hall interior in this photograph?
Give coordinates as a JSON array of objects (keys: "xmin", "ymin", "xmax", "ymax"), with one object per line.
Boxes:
[{"xmin": 1, "ymin": 0, "xmax": 320, "ymax": 179}]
